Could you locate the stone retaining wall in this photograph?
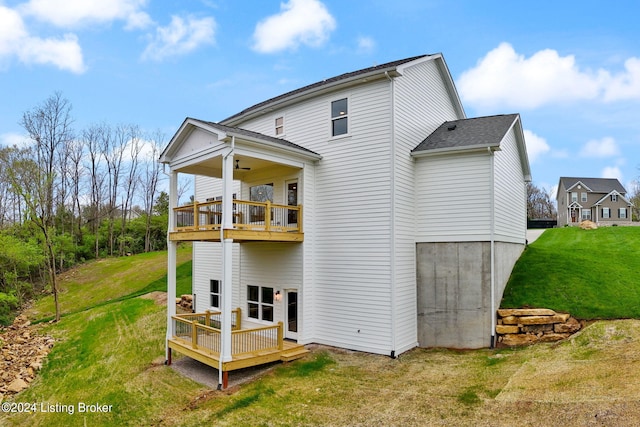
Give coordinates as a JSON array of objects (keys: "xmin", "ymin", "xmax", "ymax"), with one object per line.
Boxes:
[{"xmin": 496, "ymin": 308, "xmax": 582, "ymax": 346}]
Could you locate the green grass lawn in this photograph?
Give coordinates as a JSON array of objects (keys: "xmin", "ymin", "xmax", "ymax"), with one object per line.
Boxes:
[
  {"xmin": 6, "ymin": 227, "xmax": 640, "ymax": 426},
  {"xmin": 501, "ymin": 226, "xmax": 640, "ymax": 319},
  {"xmin": 27, "ymin": 244, "xmax": 192, "ymax": 323}
]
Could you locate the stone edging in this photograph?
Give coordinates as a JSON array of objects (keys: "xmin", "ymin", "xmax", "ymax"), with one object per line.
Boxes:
[{"xmin": 496, "ymin": 308, "xmax": 582, "ymax": 346}]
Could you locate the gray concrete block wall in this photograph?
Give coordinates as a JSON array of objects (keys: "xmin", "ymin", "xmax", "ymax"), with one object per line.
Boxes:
[{"xmin": 416, "ymin": 241, "xmax": 524, "ymax": 349}]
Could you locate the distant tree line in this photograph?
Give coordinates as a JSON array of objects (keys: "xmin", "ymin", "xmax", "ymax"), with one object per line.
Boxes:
[
  {"xmin": 526, "ymin": 182, "xmax": 557, "ymax": 220},
  {"xmin": 0, "ymin": 92, "xmax": 186, "ymax": 324}
]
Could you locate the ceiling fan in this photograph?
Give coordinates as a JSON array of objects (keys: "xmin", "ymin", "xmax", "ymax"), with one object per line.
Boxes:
[{"xmin": 235, "ymin": 159, "xmax": 250, "ymax": 170}]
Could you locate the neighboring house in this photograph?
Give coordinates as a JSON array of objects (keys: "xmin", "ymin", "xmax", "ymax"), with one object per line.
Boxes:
[
  {"xmin": 556, "ymin": 177, "xmax": 633, "ymax": 227},
  {"xmin": 159, "ymin": 54, "xmax": 531, "ymax": 383}
]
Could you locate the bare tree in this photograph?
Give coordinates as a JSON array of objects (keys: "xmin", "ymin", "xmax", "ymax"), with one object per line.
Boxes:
[
  {"xmin": 83, "ymin": 123, "xmax": 107, "ymax": 258},
  {"xmin": 140, "ymin": 131, "xmax": 164, "ymax": 252},
  {"xmin": 8, "ymin": 92, "xmax": 75, "ymax": 322},
  {"xmin": 628, "ymin": 179, "xmax": 640, "ymax": 221},
  {"xmin": 527, "ymin": 182, "xmax": 557, "ymax": 220},
  {"xmin": 119, "ymin": 124, "xmax": 142, "ymax": 255}
]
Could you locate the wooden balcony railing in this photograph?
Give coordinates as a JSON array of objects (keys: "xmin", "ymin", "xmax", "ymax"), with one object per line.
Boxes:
[
  {"xmin": 173, "ymin": 199, "xmax": 302, "ymax": 233},
  {"xmin": 171, "ymin": 310, "xmax": 283, "ymax": 358}
]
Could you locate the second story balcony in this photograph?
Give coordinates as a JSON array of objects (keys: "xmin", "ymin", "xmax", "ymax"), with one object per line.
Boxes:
[{"xmin": 169, "ymin": 199, "xmax": 303, "ymax": 243}]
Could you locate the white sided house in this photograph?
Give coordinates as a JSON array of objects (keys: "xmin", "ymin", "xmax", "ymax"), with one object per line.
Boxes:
[{"xmin": 160, "ymin": 54, "xmax": 531, "ymax": 382}]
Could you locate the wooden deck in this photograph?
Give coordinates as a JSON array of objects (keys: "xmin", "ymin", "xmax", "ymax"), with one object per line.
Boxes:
[
  {"xmin": 170, "ymin": 199, "xmax": 303, "ymax": 242},
  {"xmin": 167, "ymin": 312, "xmax": 309, "ymax": 378}
]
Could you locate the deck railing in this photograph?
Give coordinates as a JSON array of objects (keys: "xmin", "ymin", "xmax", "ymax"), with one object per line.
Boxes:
[
  {"xmin": 175, "ymin": 309, "xmax": 242, "ymax": 330},
  {"xmin": 173, "ymin": 199, "xmax": 302, "ymax": 233},
  {"xmin": 171, "ymin": 311, "xmax": 283, "ymax": 358}
]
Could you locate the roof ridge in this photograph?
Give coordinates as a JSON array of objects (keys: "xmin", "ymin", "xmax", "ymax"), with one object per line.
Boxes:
[{"xmin": 221, "ymin": 54, "xmax": 432, "ymax": 124}]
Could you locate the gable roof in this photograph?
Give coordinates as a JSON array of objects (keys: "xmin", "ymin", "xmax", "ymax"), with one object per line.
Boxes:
[
  {"xmin": 411, "ymin": 114, "xmax": 520, "ymax": 154},
  {"xmin": 159, "ymin": 117, "xmax": 321, "ymax": 164},
  {"xmin": 593, "ymin": 190, "xmax": 633, "ymax": 206},
  {"xmin": 221, "ymin": 54, "xmax": 465, "ymax": 125},
  {"xmin": 558, "ymin": 177, "xmax": 627, "ymax": 195}
]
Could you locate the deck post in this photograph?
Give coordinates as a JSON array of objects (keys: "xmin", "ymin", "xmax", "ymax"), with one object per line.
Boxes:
[
  {"xmin": 165, "ymin": 170, "xmax": 178, "ymax": 362},
  {"xmin": 278, "ymin": 321, "xmax": 284, "ymax": 350},
  {"xmin": 265, "ymin": 200, "xmax": 271, "ymax": 231},
  {"xmin": 219, "ymin": 145, "xmax": 234, "ymax": 389}
]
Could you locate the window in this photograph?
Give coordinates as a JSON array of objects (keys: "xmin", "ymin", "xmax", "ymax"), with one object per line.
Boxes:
[
  {"xmin": 247, "ymin": 285, "xmax": 274, "ymax": 322},
  {"xmin": 210, "ymin": 279, "xmax": 220, "ymax": 308},
  {"xmin": 249, "ymin": 183, "xmax": 273, "ymax": 222},
  {"xmin": 571, "ymin": 192, "xmax": 577, "ymax": 203},
  {"xmin": 611, "ymin": 194, "xmax": 618, "ymax": 202},
  {"xmin": 275, "ymin": 116, "xmax": 284, "ymax": 136},
  {"xmin": 581, "ymin": 209, "xmax": 591, "ymax": 221},
  {"xmin": 331, "ymin": 98, "xmax": 348, "ymax": 137},
  {"xmin": 602, "ymin": 207, "xmax": 611, "ymax": 219},
  {"xmin": 581, "ymin": 192, "xmax": 587, "ymax": 202},
  {"xmin": 619, "ymin": 208, "xmax": 627, "ymax": 219}
]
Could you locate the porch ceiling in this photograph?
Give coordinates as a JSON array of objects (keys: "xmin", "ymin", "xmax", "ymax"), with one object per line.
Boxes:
[{"xmin": 176, "ymin": 154, "xmax": 302, "ymax": 179}]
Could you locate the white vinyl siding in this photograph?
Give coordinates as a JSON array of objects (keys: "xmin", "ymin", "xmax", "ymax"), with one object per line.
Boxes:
[
  {"xmin": 493, "ymin": 126, "xmax": 527, "ymax": 243},
  {"xmin": 415, "ymin": 152, "xmax": 492, "ymax": 242},
  {"xmin": 192, "ymin": 242, "xmax": 240, "ymax": 313},
  {"xmin": 239, "ymin": 243, "xmax": 302, "ymax": 327},
  {"xmin": 238, "ymin": 79, "xmax": 395, "ymax": 354},
  {"xmin": 392, "ymin": 58, "xmax": 463, "ymax": 352}
]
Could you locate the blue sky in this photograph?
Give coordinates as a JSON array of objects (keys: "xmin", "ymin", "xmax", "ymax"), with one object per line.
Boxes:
[{"xmin": 1, "ymin": 0, "xmax": 640, "ymax": 196}]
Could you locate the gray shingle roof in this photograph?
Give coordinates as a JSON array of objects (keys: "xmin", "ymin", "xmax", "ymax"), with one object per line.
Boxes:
[
  {"xmin": 188, "ymin": 118, "xmax": 321, "ymax": 157},
  {"xmin": 222, "ymin": 55, "xmax": 430, "ymax": 124},
  {"xmin": 559, "ymin": 177, "xmax": 627, "ymax": 194},
  {"xmin": 412, "ymin": 114, "xmax": 519, "ymax": 153}
]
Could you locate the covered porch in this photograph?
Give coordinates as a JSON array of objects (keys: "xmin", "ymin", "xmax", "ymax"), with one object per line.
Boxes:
[{"xmin": 160, "ymin": 118, "xmax": 320, "ymax": 389}]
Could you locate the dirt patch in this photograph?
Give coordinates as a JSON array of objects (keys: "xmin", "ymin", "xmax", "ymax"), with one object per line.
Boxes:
[{"xmin": 140, "ymin": 291, "xmax": 167, "ymax": 306}]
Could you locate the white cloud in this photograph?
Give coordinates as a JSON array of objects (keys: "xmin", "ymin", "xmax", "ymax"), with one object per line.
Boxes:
[
  {"xmin": 19, "ymin": 0, "xmax": 151, "ymax": 29},
  {"xmin": 604, "ymin": 57, "xmax": 640, "ymax": 102},
  {"xmin": 252, "ymin": 0, "xmax": 336, "ymax": 53},
  {"xmin": 458, "ymin": 43, "xmax": 605, "ymax": 109},
  {"xmin": 0, "ymin": 6, "xmax": 85, "ymax": 73},
  {"xmin": 0, "ymin": 132, "xmax": 29, "ymax": 147},
  {"xmin": 601, "ymin": 166, "xmax": 623, "ymax": 182},
  {"xmin": 141, "ymin": 15, "xmax": 216, "ymax": 61},
  {"xmin": 522, "ymin": 129, "xmax": 549, "ymax": 163},
  {"xmin": 580, "ymin": 137, "xmax": 620, "ymax": 158},
  {"xmin": 356, "ymin": 36, "xmax": 375, "ymax": 54}
]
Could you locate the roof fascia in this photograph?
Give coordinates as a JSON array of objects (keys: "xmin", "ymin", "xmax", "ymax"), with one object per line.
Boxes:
[
  {"xmin": 568, "ymin": 201, "xmax": 583, "ymax": 208},
  {"xmin": 411, "ymin": 144, "xmax": 499, "ymax": 158},
  {"xmin": 221, "ymin": 129, "xmax": 322, "ymax": 162},
  {"xmin": 159, "ymin": 118, "xmax": 227, "ymax": 164},
  {"xmin": 594, "ymin": 190, "xmax": 632, "ymax": 206},
  {"xmin": 221, "ymin": 67, "xmax": 403, "ymax": 126},
  {"xmin": 565, "ymin": 180, "xmax": 593, "ymax": 192},
  {"xmin": 504, "ymin": 114, "xmax": 532, "ymax": 182}
]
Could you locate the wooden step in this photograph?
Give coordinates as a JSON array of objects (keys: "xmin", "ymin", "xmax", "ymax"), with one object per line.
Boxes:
[{"xmin": 280, "ymin": 347, "xmax": 309, "ymax": 362}]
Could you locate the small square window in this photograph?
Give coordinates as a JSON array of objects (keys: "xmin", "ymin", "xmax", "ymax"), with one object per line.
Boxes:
[{"xmin": 275, "ymin": 117, "xmax": 284, "ymax": 136}]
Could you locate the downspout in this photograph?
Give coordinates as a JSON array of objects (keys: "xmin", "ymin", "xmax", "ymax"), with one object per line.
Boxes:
[
  {"xmin": 385, "ymin": 70, "xmax": 397, "ymax": 357},
  {"xmin": 488, "ymin": 147, "xmax": 496, "ymax": 348}
]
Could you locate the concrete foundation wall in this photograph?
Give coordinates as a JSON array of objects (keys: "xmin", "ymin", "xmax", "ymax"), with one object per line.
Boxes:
[{"xmin": 416, "ymin": 241, "xmax": 524, "ymax": 349}]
